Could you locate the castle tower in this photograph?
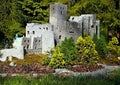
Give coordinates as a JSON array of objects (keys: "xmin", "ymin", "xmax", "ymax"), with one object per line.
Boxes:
[{"xmin": 49, "ymin": 3, "xmax": 67, "ymax": 28}]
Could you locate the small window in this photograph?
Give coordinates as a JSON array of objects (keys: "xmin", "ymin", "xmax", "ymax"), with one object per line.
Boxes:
[
  {"xmin": 33, "ymin": 31, "xmax": 35, "ymax": 34},
  {"xmin": 39, "ymin": 27, "xmax": 41, "ymax": 29},
  {"xmin": 72, "ymin": 17, "xmax": 74, "ymax": 20},
  {"xmin": 28, "ymin": 40, "xmax": 29, "ymax": 42},
  {"xmin": 96, "ymin": 26, "xmax": 98, "ymax": 35},
  {"xmin": 35, "ymin": 40, "xmax": 37, "ymax": 42},
  {"xmin": 61, "ymin": 11, "xmax": 62, "ymax": 15},
  {"xmin": 43, "ymin": 28, "xmax": 45, "ymax": 29},
  {"xmin": 27, "ymin": 31, "xmax": 29, "ymax": 34},
  {"xmin": 39, "ymin": 40, "xmax": 40, "ymax": 42},
  {"xmin": 27, "ymin": 45, "xmax": 29, "ymax": 49},
  {"xmin": 59, "ymin": 35, "xmax": 61, "ymax": 39},
  {"xmin": 91, "ymin": 25, "xmax": 94, "ymax": 28},
  {"xmin": 46, "ymin": 27, "xmax": 48, "ymax": 30},
  {"xmin": 24, "ymin": 40, "xmax": 26, "ymax": 42}
]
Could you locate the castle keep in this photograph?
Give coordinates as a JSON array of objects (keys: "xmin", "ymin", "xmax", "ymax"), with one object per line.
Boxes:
[{"xmin": 0, "ymin": 3, "xmax": 100, "ymax": 61}]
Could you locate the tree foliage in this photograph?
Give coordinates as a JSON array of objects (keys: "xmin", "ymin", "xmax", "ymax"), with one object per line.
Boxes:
[
  {"xmin": 0, "ymin": 0, "xmax": 120, "ymax": 45},
  {"xmin": 93, "ymin": 35, "xmax": 107, "ymax": 58},
  {"xmin": 76, "ymin": 36, "xmax": 99, "ymax": 64},
  {"xmin": 106, "ymin": 37, "xmax": 120, "ymax": 57},
  {"xmin": 49, "ymin": 46, "xmax": 66, "ymax": 68},
  {"xmin": 60, "ymin": 37, "xmax": 77, "ymax": 65}
]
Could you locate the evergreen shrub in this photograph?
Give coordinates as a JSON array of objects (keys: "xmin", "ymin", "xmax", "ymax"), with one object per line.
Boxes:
[
  {"xmin": 76, "ymin": 36, "xmax": 99, "ymax": 64},
  {"xmin": 93, "ymin": 35, "xmax": 107, "ymax": 58}
]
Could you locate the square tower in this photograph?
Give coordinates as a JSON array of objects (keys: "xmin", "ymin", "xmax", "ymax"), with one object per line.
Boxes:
[{"xmin": 49, "ymin": 3, "xmax": 67, "ymax": 28}]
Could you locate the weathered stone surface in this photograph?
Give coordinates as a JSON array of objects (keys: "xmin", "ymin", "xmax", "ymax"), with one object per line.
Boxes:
[{"xmin": 55, "ymin": 69, "xmax": 74, "ymax": 77}]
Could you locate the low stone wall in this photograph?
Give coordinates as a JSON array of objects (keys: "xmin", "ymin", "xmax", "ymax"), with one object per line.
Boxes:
[
  {"xmin": 26, "ymin": 49, "xmax": 42, "ymax": 54},
  {"xmin": 0, "ymin": 46, "xmax": 24, "ymax": 61}
]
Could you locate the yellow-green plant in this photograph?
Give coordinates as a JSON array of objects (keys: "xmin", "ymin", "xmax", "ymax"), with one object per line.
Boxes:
[
  {"xmin": 49, "ymin": 46, "xmax": 66, "ymax": 68},
  {"xmin": 107, "ymin": 37, "xmax": 119, "ymax": 57},
  {"xmin": 76, "ymin": 36, "xmax": 99, "ymax": 64}
]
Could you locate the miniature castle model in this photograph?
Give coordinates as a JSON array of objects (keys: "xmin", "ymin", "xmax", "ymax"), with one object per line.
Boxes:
[
  {"xmin": 22, "ymin": 3, "xmax": 100, "ymax": 54},
  {"xmin": 0, "ymin": 3, "xmax": 100, "ymax": 61}
]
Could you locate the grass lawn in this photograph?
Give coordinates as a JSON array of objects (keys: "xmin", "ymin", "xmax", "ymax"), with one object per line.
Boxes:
[{"xmin": 0, "ymin": 72, "xmax": 120, "ymax": 85}]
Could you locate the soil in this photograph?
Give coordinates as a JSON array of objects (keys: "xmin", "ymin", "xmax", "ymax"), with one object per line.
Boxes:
[
  {"xmin": 0, "ymin": 63, "xmax": 104, "ymax": 76},
  {"xmin": 68, "ymin": 64, "xmax": 104, "ymax": 72},
  {"xmin": 0, "ymin": 63, "xmax": 54, "ymax": 76}
]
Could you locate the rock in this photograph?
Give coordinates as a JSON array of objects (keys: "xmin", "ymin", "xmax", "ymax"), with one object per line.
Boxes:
[
  {"xmin": 118, "ymin": 57, "xmax": 120, "ymax": 60},
  {"xmin": 55, "ymin": 69, "xmax": 74, "ymax": 77},
  {"xmin": 9, "ymin": 62, "xmax": 16, "ymax": 67}
]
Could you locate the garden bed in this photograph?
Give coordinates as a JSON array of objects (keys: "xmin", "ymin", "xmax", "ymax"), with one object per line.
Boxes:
[
  {"xmin": 0, "ymin": 63, "xmax": 105, "ymax": 76},
  {"xmin": 0, "ymin": 63, "xmax": 54, "ymax": 77},
  {"xmin": 68, "ymin": 64, "xmax": 104, "ymax": 72}
]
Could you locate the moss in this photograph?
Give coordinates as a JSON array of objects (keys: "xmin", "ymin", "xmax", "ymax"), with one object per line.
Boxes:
[{"xmin": 12, "ymin": 54, "xmax": 46, "ymax": 65}]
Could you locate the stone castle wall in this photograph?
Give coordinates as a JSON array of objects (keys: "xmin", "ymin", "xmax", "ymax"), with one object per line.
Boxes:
[{"xmin": 0, "ymin": 46, "xmax": 24, "ymax": 61}]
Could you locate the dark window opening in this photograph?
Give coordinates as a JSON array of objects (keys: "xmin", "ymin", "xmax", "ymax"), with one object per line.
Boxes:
[
  {"xmin": 35, "ymin": 40, "xmax": 37, "ymax": 42},
  {"xmin": 39, "ymin": 27, "xmax": 41, "ymax": 29},
  {"xmin": 61, "ymin": 11, "xmax": 62, "ymax": 15},
  {"xmin": 46, "ymin": 27, "xmax": 48, "ymax": 30},
  {"xmin": 82, "ymin": 22, "xmax": 84, "ymax": 37},
  {"xmin": 96, "ymin": 26, "xmax": 98, "ymax": 35},
  {"xmin": 54, "ymin": 39, "xmax": 57, "ymax": 46},
  {"xmin": 91, "ymin": 25, "xmax": 94, "ymax": 28},
  {"xmin": 59, "ymin": 35, "xmax": 61, "ymax": 39},
  {"xmin": 27, "ymin": 31, "xmax": 29, "ymax": 34},
  {"xmin": 27, "ymin": 45, "xmax": 29, "ymax": 49},
  {"xmin": 24, "ymin": 40, "xmax": 26, "ymax": 42},
  {"xmin": 33, "ymin": 31, "xmax": 35, "ymax": 34},
  {"xmin": 72, "ymin": 17, "xmax": 74, "ymax": 20},
  {"xmin": 28, "ymin": 40, "xmax": 29, "ymax": 42},
  {"xmin": 43, "ymin": 28, "xmax": 45, "ymax": 29}
]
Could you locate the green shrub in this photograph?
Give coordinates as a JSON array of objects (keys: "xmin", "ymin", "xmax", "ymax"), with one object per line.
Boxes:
[
  {"xmin": 93, "ymin": 35, "xmax": 107, "ymax": 58},
  {"xmin": 117, "ymin": 46, "xmax": 120, "ymax": 57},
  {"xmin": 106, "ymin": 37, "xmax": 119, "ymax": 57},
  {"xmin": 49, "ymin": 46, "xmax": 66, "ymax": 68},
  {"xmin": 42, "ymin": 54, "xmax": 51, "ymax": 65},
  {"xmin": 76, "ymin": 36, "xmax": 99, "ymax": 64},
  {"xmin": 60, "ymin": 37, "xmax": 77, "ymax": 65}
]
